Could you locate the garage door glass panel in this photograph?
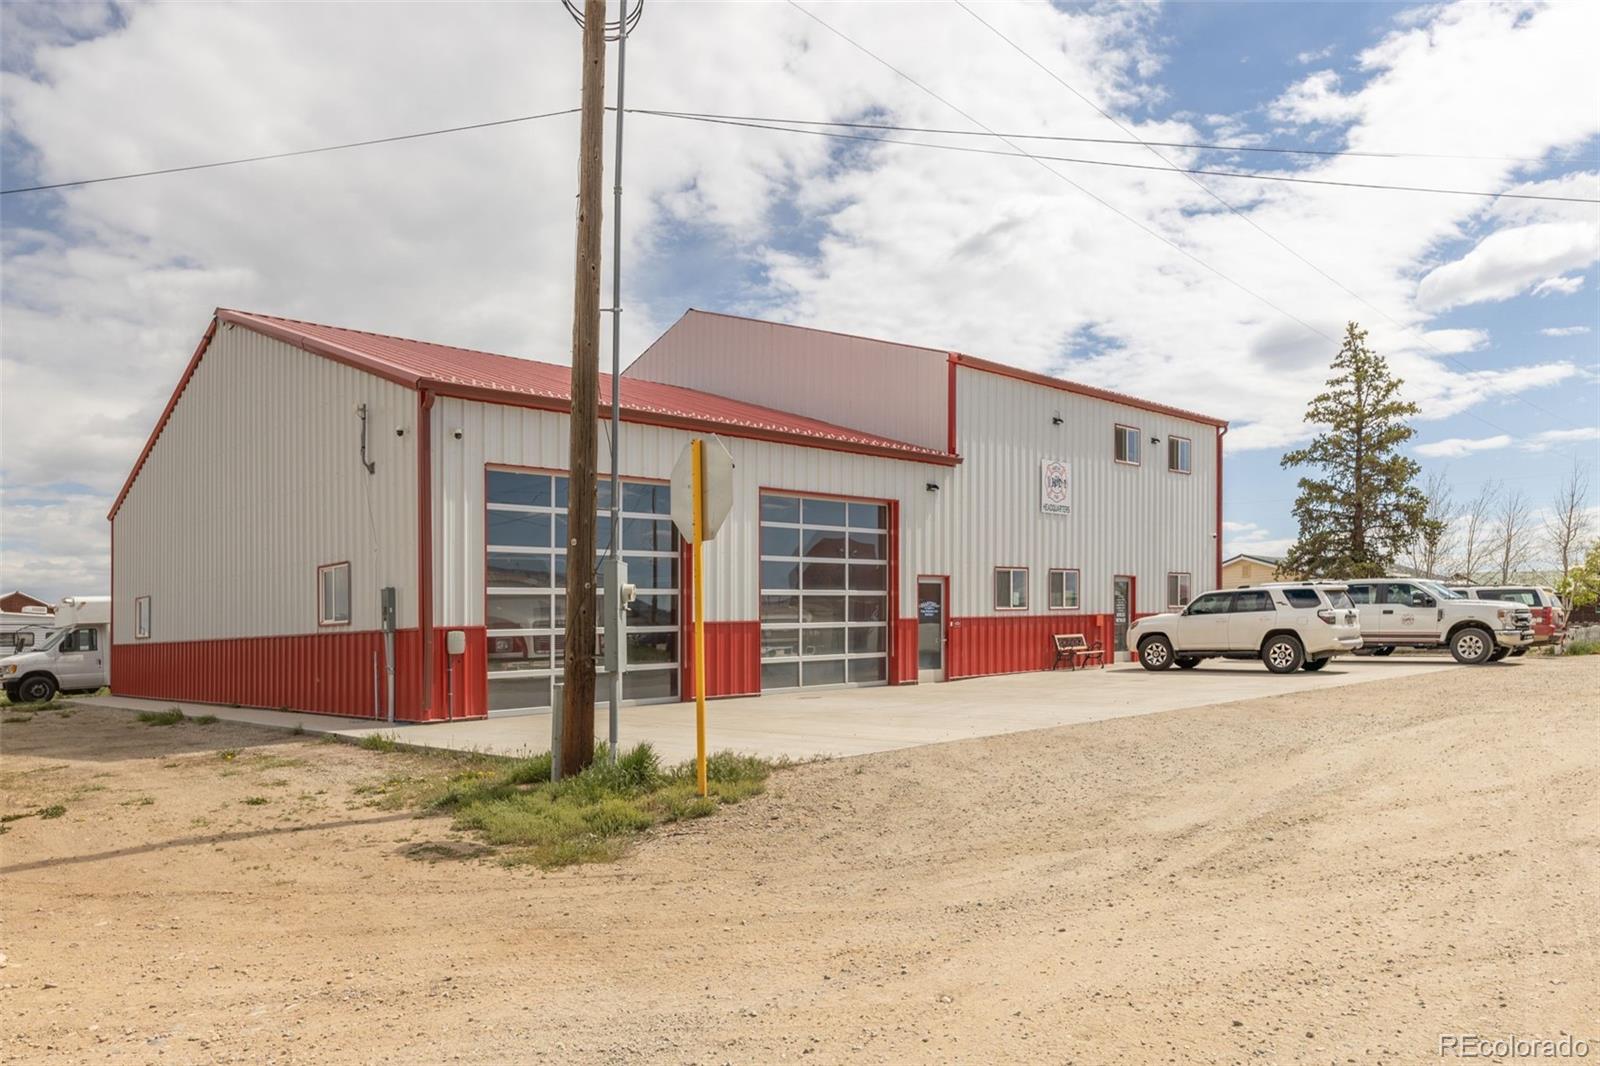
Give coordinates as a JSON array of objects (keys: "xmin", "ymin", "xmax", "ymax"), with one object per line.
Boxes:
[
  {"xmin": 486, "ymin": 471, "xmax": 679, "ymax": 715},
  {"xmin": 760, "ymin": 491, "xmax": 889, "ymax": 692}
]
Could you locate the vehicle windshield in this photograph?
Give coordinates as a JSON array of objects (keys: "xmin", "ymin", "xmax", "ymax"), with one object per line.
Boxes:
[
  {"xmin": 33, "ymin": 628, "xmax": 67, "ymax": 652},
  {"xmin": 1416, "ymin": 580, "xmax": 1460, "ymax": 600}
]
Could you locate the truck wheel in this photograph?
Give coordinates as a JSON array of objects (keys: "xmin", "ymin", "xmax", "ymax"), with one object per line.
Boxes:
[
  {"xmin": 1449, "ymin": 626, "xmax": 1494, "ymax": 665},
  {"xmin": 1302, "ymin": 657, "xmax": 1331, "ymax": 672},
  {"xmin": 1489, "ymin": 646, "xmax": 1510, "ymax": 662},
  {"xmin": 1175, "ymin": 656, "xmax": 1201, "ymax": 670},
  {"xmin": 1262, "ymin": 635, "xmax": 1304, "ymax": 674},
  {"xmin": 16, "ymin": 674, "xmax": 57, "ymax": 704},
  {"xmin": 1138, "ymin": 636, "xmax": 1174, "ymax": 671}
]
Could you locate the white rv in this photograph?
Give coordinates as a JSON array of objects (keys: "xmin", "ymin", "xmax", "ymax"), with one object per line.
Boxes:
[
  {"xmin": 1, "ymin": 596, "xmax": 110, "ymax": 703},
  {"xmin": 1, "ymin": 604, "xmax": 55, "ymax": 654}
]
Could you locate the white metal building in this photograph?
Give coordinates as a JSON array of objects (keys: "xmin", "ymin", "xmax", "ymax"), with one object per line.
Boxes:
[{"xmin": 110, "ymin": 308, "xmax": 1224, "ymax": 721}]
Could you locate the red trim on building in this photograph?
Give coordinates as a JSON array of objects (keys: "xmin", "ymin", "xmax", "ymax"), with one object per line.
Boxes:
[
  {"xmin": 1215, "ymin": 425, "xmax": 1227, "ymax": 589},
  {"xmin": 681, "ymin": 621, "xmax": 761, "ymax": 700},
  {"xmin": 886, "ymin": 498, "xmax": 902, "ymax": 685},
  {"xmin": 892, "ymin": 618, "xmax": 919, "ymax": 684},
  {"xmin": 417, "ymin": 389, "xmax": 436, "ymax": 714},
  {"xmin": 946, "ymin": 613, "xmax": 1114, "ymax": 679},
  {"xmin": 946, "ymin": 354, "xmax": 959, "ymax": 457},
  {"xmin": 950, "ymin": 353, "xmax": 1227, "ymax": 428}
]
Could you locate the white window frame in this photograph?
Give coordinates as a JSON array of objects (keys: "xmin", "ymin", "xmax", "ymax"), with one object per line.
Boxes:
[
  {"xmin": 1168, "ymin": 435, "xmax": 1192, "ymax": 475},
  {"xmin": 1167, "ymin": 571, "xmax": 1192, "ymax": 610},
  {"xmin": 994, "ymin": 567, "xmax": 1029, "ymax": 611},
  {"xmin": 317, "ymin": 562, "xmax": 352, "ymax": 627},
  {"xmin": 1048, "ymin": 569, "xmax": 1080, "ymax": 611},
  {"xmin": 1114, "ymin": 424, "xmax": 1142, "ymax": 466},
  {"xmin": 135, "ymin": 596, "xmax": 151, "ymax": 640}
]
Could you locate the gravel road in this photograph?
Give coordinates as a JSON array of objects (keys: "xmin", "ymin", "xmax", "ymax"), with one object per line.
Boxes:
[{"xmin": 2, "ymin": 656, "xmax": 1595, "ymax": 1064}]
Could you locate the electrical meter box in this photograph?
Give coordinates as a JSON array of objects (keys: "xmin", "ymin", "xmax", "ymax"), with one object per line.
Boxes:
[
  {"xmin": 602, "ymin": 558, "xmax": 637, "ymax": 675},
  {"xmin": 380, "ymin": 587, "xmax": 397, "ymax": 633}
]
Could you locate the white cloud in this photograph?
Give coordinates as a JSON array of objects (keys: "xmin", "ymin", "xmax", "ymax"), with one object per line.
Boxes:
[
  {"xmin": 1223, "ymin": 521, "xmax": 1295, "ymax": 559},
  {"xmin": 1415, "ymin": 223, "xmax": 1600, "ymax": 311},
  {"xmin": 1540, "ymin": 325, "xmax": 1591, "ymax": 337},
  {"xmin": 1531, "ymin": 274, "xmax": 1586, "ymax": 297},
  {"xmin": 1522, "ymin": 426, "xmax": 1600, "ymax": 452},
  {"xmin": 1414, "ymin": 434, "xmax": 1514, "ymax": 458},
  {"xmin": 2, "ymin": 0, "xmax": 1598, "ymax": 597},
  {"xmin": 1413, "ymin": 426, "xmax": 1600, "ymax": 459},
  {"xmin": 1269, "ymin": 70, "xmax": 1363, "ymax": 125},
  {"xmin": 1294, "ymin": 45, "xmax": 1335, "ymax": 65},
  {"xmin": 1419, "ymin": 327, "xmax": 1488, "ymax": 352}
]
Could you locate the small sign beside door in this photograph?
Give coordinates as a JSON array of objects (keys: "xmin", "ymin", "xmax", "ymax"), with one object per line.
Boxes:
[{"xmin": 1040, "ymin": 458, "xmax": 1072, "ymax": 515}]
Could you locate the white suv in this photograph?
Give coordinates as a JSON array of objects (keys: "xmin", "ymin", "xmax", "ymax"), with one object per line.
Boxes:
[{"xmin": 1129, "ymin": 583, "xmax": 1363, "ymax": 674}]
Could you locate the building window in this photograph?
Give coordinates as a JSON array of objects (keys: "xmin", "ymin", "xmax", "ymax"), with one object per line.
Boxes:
[
  {"xmin": 485, "ymin": 469, "xmax": 680, "ymax": 713},
  {"xmin": 1168, "ymin": 436, "xmax": 1192, "ymax": 474},
  {"xmin": 1114, "ymin": 424, "xmax": 1141, "ymax": 465},
  {"xmin": 135, "ymin": 596, "xmax": 151, "ymax": 640},
  {"xmin": 1167, "ymin": 572, "xmax": 1192, "ymax": 610},
  {"xmin": 758, "ymin": 492, "xmax": 889, "ymax": 691},
  {"xmin": 1048, "ymin": 569, "xmax": 1080, "ymax": 610},
  {"xmin": 994, "ymin": 567, "xmax": 1028, "ymax": 611},
  {"xmin": 318, "ymin": 562, "xmax": 352, "ymax": 626}
]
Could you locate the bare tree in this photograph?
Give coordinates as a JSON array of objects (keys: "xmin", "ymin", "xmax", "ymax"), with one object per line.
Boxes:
[
  {"xmin": 1406, "ymin": 469, "xmax": 1457, "ymax": 578},
  {"xmin": 1545, "ymin": 460, "xmax": 1593, "ymax": 606},
  {"xmin": 1490, "ymin": 487, "xmax": 1537, "ymax": 583},
  {"xmin": 1453, "ymin": 482, "xmax": 1499, "ymax": 583}
]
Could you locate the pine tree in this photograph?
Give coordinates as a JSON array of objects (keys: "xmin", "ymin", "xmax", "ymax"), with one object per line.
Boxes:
[{"xmin": 1280, "ymin": 322, "xmax": 1426, "ymax": 578}]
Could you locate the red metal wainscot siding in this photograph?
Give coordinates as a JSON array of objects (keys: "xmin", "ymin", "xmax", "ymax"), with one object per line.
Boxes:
[
  {"xmin": 947, "ymin": 614, "xmax": 1115, "ymax": 680},
  {"xmin": 892, "ymin": 619, "xmax": 919, "ymax": 684},
  {"xmin": 682, "ymin": 622, "xmax": 761, "ymax": 699},
  {"xmin": 110, "ymin": 627, "xmax": 488, "ymax": 722}
]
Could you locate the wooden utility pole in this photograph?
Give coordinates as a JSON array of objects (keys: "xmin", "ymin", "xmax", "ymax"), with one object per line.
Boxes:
[{"xmin": 559, "ymin": 0, "xmax": 607, "ymax": 777}]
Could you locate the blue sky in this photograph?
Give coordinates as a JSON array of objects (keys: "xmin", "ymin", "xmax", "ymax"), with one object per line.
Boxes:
[{"xmin": 2, "ymin": 0, "xmax": 1597, "ymax": 599}]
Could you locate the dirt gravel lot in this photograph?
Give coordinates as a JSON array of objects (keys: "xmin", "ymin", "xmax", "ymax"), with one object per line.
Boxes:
[{"xmin": 2, "ymin": 656, "xmax": 1595, "ymax": 1065}]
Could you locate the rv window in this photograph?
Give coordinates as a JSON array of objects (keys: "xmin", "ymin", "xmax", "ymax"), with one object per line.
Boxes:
[{"xmin": 61, "ymin": 627, "xmax": 97, "ymax": 653}]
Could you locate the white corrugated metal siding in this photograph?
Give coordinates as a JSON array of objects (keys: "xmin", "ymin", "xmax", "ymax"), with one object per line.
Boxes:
[
  {"xmin": 624, "ymin": 311, "xmax": 950, "ymax": 453},
  {"xmin": 112, "ymin": 326, "xmax": 419, "ymax": 642},
  {"xmin": 942, "ymin": 366, "xmax": 1219, "ymax": 616},
  {"xmin": 431, "ymin": 397, "xmax": 944, "ymax": 626}
]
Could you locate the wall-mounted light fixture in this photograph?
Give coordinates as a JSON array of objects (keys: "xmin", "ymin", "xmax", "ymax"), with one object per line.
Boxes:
[
  {"xmin": 925, "ymin": 482, "xmax": 940, "ymax": 493},
  {"xmin": 452, "ymin": 428, "xmax": 463, "ymax": 440},
  {"xmin": 1051, "ymin": 412, "xmax": 1064, "ymax": 425},
  {"xmin": 395, "ymin": 427, "xmax": 406, "ymax": 438},
  {"xmin": 1150, "ymin": 435, "xmax": 1161, "ymax": 445}
]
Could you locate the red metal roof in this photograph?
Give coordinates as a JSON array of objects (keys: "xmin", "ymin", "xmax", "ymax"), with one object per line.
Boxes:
[{"xmin": 108, "ymin": 309, "xmax": 954, "ymax": 520}]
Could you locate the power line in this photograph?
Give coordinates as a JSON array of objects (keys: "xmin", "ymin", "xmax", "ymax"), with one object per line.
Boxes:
[
  {"xmin": 0, "ymin": 107, "xmax": 582, "ymax": 195},
  {"xmin": 950, "ymin": 0, "xmax": 1590, "ymax": 438},
  {"xmin": 638, "ymin": 109, "xmax": 1599, "ymax": 203},
  {"xmin": 784, "ymin": 0, "xmax": 1590, "ymax": 461},
  {"xmin": 640, "ymin": 107, "xmax": 1599, "ymax": 166}
]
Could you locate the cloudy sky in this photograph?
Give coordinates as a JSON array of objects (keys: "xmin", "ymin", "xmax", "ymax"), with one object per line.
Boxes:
[{"xmin": 2, "ymin": 0, "xmax": 1597, "ymax": 601}]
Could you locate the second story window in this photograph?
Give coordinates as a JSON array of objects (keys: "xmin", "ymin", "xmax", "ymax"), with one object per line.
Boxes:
[
  {"xmin": 1114, "ymin": 424, "xmax": 1141, "ymax": 465},
  {"xmin": 1168, "ymin": 436, "xmax": 1192, "ymax": 474}
]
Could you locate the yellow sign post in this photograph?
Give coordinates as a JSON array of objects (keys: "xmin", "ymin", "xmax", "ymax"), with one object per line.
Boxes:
[{"xmin": 691, "ymin": 439, "xmax": 708, "ymax": 797}]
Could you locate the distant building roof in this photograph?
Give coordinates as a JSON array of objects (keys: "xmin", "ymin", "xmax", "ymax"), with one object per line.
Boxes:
[
  {"xmin": 0, "ymin": 591, "xmax": 53, "ymax": 614},
  {"xmin": 1223, "ymin": 553, "xmax": 1283, "ymax": 567}
]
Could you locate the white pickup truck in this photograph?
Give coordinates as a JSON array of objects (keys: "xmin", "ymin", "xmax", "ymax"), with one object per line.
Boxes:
[
  {"xmin": 0, "ymin": 595, "xmax": 109, "ymax": 703},
  {"xmin": 1343, "ymin": 578, "xmax": 1532, "ymax": 664}
]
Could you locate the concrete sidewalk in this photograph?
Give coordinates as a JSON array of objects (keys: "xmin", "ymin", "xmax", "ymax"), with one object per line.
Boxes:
[{"xmin": 79, "ymin": 656, "xmax": 1462, "ymax": 763}]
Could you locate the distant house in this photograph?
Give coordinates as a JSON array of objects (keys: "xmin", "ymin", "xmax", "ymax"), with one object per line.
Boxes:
[
  {"xmin": 0, "ymin": 590, "xmax": 53, "ymax": 615},
  {"xmin": 1221, "ymin": 553, "xmax": 1293, "ymax": 587}
]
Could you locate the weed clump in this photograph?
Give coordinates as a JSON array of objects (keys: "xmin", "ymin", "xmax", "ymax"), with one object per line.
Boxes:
[
  {"xmin": 380, "ymin": 742, "xmax": 774, "ymax": 870},
  {"xmin": 137, "ymin": 709, "xmax": 185, "ymax": 727}
]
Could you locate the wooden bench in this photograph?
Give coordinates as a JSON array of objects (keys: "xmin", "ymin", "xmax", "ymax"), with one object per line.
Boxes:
[{"xmin": 1052, "ymin": 633, "xmax": 1106, "ymax": 671}]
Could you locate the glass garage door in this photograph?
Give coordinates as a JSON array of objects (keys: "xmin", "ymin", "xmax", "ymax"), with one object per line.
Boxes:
[
  {"xmin": 758, "ymin": 493, "xmax": 889, "ymax": 690},
  {"xmin": 485, "ymin": 470, "xmax": 679, "ymax": 715}
]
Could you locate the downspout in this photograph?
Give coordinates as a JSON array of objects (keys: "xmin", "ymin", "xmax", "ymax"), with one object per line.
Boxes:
[
  {"xmin": 417, "ymin": 388, "xmax": 436, "ymax": 716},
  {"xmin": 1215, "ymin": 424, "xmax": 1227, "ymax": 588}
]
